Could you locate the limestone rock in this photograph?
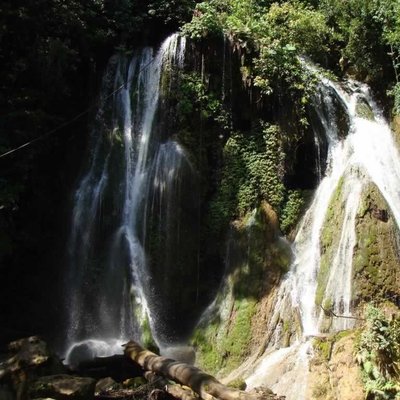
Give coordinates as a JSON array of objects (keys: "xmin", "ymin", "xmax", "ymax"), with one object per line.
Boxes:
[
  {"xmin": 307, "ymin": 332, "xmax": 364, "ymax": 400},
  {"xmin": 353, "ymin": 183, "xmax": 400, "ymax": 307},
  {"xmin": 248, "ymin": 386, "xmax": 285, "ymax": 400},
  {"xmin": 30, "ymin": 375, "xmax": 96, "ymax": 400}
]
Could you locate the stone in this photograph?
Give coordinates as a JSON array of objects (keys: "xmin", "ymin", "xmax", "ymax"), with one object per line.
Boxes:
[
  {"xmin": 30, "ymin": 375, "xmax": 96, "ymax": 400},
  {"xmin": 0, "ymin": 337, "xmax": 67, "ymax": 400},
  {"xmin": 307, "ymin": 332, "xmax": 364, "ymax": 400},
  {"xmin": 95, "ymin": 377, "xmax": 117, "ymax": 393}
]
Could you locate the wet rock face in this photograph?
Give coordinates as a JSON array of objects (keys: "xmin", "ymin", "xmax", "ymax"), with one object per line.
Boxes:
[
  {"xmin": 0, "ymin": 336, "xmax": 67, "ymax": 400},
  {"xmin": 308, "ymin": 333, "xmax": 364, "ymax": 400},
  {"xmin": 29, "ymin": 375, "xmax": 96, "ymax": 400},
  {"xmin": 353, "ymin": 183, "xmax": 400, "ymax": 307}
]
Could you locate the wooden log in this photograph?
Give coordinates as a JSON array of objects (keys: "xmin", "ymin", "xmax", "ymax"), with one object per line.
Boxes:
[
  {"xmin": 124, "ymin": 341, "xmax": 262, "ymax": 400},
  {"xmin": 144, "ymin": 371, "xmax": 199, "ymax": 400}
]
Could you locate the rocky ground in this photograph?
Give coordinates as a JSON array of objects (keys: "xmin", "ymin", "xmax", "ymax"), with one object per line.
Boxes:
[{"xmin": 0, "ymin": 336, "xmax": 284, "ymax": 400}]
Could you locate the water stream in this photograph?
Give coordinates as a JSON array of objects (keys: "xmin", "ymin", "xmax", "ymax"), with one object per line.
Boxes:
[
  {"xmin": 246, "ymin": 78, "xmax": 400, "ymax": 397},
  {"xmin": 64, "ymin": 34, "xmax": 188, "ymax": 363}
]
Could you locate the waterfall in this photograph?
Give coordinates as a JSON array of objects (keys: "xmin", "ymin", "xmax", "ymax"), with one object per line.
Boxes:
[
  {"xmin": 246, "ymin": 78, "xmax": 400, "ymax": 398},
  {"xmin": 64, "ymin": 34, "xmax": 189, "ymax": 363}
]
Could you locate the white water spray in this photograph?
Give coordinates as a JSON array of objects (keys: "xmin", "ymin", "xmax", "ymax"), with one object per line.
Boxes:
[{"xmin": 64, "ymin": 34, "xmax": 187, "ymax": 361}]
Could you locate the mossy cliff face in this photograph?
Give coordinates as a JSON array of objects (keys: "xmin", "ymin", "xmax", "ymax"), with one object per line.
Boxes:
[
  {"xmin": 191, "ymin": 202, "xmax": 292, "ymax": 376},
  {"xmin": 317, "ymin": 177, "xmax": 346, "ymax": 309},
  {"xmin": 391, "ymin": 115, "xmax": 400, "ymax": 148},
  {"xmin": 317, "ymin": 178, "xmax": 400, "ymax": 325},
  {"xmin": 352, "ymin": 183, "xmax": 400, "ymax": 308}
]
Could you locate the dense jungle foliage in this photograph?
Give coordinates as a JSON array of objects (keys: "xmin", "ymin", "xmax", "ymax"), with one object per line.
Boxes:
[{"xmin": 1, "ymin": 0, "xmax": 400, "ymax": 343}]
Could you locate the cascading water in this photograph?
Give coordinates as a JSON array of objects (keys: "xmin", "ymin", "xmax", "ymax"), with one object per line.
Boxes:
[
  {"xmin": 245, "ymin": 77, "xmax": 400, "ymax": 398},
  {"xmin": 64, "ymin": 34, "xmax": 190, "ymax": 363}
]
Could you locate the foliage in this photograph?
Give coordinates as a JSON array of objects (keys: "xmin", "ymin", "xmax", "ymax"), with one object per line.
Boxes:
[
  {"xmin": 183, "ymin": 0, "xmax": 400, "ymax": 113},
  {"xmin": 146, "ymin": 0, "xmax": 195, "ymax": 26},
  {"xmin": 183, "ymin": 1, "xmax": 327, "ymax": 127},
  {"xmin": 181, "ymin": 1, "xmax": 227, "ymax": 39},
  {"xmin": 208, "ymin": 123, "xmax": 285, "ymax": 237},
  {"xmin": 356, "ymin": 305, "xmax": 400, "ymax": 399},
  {"xmin": 318, "ymin": 0, "xmax": 399, "ymax": 95},
  {"xmin": 176, "ymin": 73, "xmax": 230, "ymax": 129},
  {"xmin": 279, "ymin": 190, "xmax": 305, "ymax": 234},
  {"xmin": 193, "ymin": 297, "xmax": 257, "ymax": 374}
]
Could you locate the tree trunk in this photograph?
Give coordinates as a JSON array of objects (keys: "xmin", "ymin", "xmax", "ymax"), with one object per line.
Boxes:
[{"xmin": 124, "ymin": 341, "xmax": 263, "ymax": 400}]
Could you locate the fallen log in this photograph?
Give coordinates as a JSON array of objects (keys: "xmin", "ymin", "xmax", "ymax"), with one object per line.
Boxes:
[
  {"xmin": 144, "ymin": 371, "xmax": 199, "ymax": 400},
  {"xmin": 124, "ymin": 341, "xmax": 264, "ymax": 400}
]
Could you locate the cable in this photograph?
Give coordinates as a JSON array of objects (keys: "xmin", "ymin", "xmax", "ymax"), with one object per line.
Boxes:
[{"xmin": 0, "ymin": 57, "xmax": 155, "ymax": 160}]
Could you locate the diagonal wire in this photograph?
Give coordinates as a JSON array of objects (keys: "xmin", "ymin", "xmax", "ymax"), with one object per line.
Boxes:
[{"xmin": 0, "ymin": 57, "xmax": 155, "ymax": 160}]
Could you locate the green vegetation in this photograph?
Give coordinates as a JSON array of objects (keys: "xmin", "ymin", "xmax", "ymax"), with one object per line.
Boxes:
[
  {"xmin": 2, "ymin": 0, "xmax": 400, "ymax": 370},
  {"xmin": 279, "ymin": 190, "xmax": 305, "ymax": 234},
  {"xmin": 192, "ymin": 205, "xmax": 291, "ymax": 374},
  {"xmin": 176, "ymin": 72, "xmax": 230, "ymax": 136},
  {"xmin": 353, "ymin": 184, "xmax": 400, "ymax": 306},
  {"xmin": 208, "ymin": 124, "xmax": 285, "ymax": 238},
  {"xmin": 193, "ymin": 295, "xmax": 257, "ymax": 375},
  {"xmin": 182, "ymin": 0, "xmax": 400, "ymax": 114},
  {"xmin": 316, "ymin": 177, "xmax": 345, "ymax": 308},
  {"xmin": 313, "ymin": 337, "xmax": 333, "ymax": 362},
  {"xmin": 356, "ymin": 305, "xmax": 400, "ymax": 399}
]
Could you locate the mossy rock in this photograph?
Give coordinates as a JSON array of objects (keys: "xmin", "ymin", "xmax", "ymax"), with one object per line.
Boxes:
[
  {"xmin": 192, "ymin": 202, "xmax": 291, "ymax": 375},
  {"xmin": 391, "ymin": 115, "xmax": 400, "ymax": 149},
  {"xmin": 352, "ymin": 183, "xmax": 400, "ymax": 307},
  {"xmin": 355, "ymin": 99, "xmax": 375, "ymax": 121},
  {"xmin": 316, "ymin": 177, "xmax": 346, "ymax": 307},
  {"xmin": 227, "ymin": 378, "xmax": 247, "ymax": 390},
  {"xmin": 29, "ymin": 375, "xmax": 96, "ymax": 400}
]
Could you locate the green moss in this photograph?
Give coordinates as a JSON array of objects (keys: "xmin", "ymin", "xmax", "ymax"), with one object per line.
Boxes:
[
  {"xmin": 192, "ymin": 298, "xmax": 257, "ymax": 374},
  {"xmin": 279, "ymin": 190, "xmax": 306, "ymax": 234},
  {"xmin": 352, "ymin": 183, "xmax": 400, "ymax": 306},
  {"xmin": 322, "ymin": 297, "xmax": 334, "ymax": 314},
  {"xmin": 227, "ymin": 378, "xmax": 247, "ymax": 390},
  {"xmin": 140, "ymin": 314, "xmax": 158, "ymax": 352},
  {"xmin": 192, "ymin": 322, "xmax": 221, "ymax": 373},
  {"xmin": 313, "ymin": 337, "xmax": 333, "ymax": 361},
  {"xmin": 333, "ymin": 329, "xmax": 353, "ymax": 342},
  {"xmin": 193, "ymin": 204, "xmax": 291, "ymax": 374},
  {"xmin": 222, "ymin": 299, "xmax": 257, "ymax": 371},
  {"xmin": 316, "ymin": 177, "xmax": 345, "ymax": 307},
  {"xmin": 207, "ymin": 123, "xmax": 286, "ymax": 241}
]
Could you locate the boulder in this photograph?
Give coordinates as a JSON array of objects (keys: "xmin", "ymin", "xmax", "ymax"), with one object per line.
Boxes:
[
  {"xmin": 0, "ymin": 336, "xmax": 66, "ymax": 399},
  {"xmin": 95, "ymin": 377, "xmax": 117, "ymax": 393},
  {"xmin": 30, "ymin": 375, "xmax": 96, "ymax": 400}
]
